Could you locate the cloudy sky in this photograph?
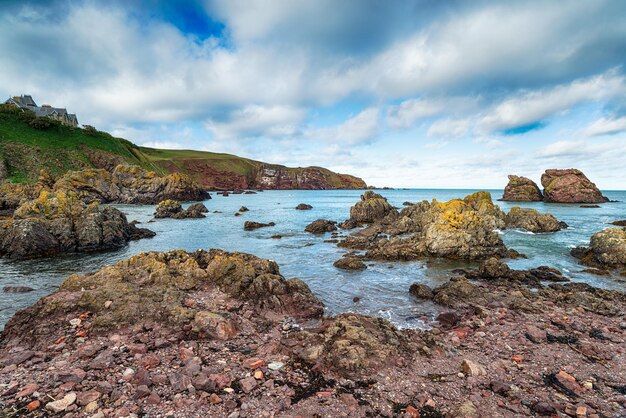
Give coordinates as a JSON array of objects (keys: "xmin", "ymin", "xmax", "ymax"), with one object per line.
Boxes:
[{"xmin": 2, "ymin": 0, "xmax": 626, "ymax": 189}]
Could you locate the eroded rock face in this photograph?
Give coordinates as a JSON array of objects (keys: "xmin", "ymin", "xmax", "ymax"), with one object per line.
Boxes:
[
  {"xmin": 504, "ymin": 207, "xmax": 567, "ymax": 233},
  {"xmin": 572, "ymin": 228, "xmax": 626, "ymax": 269},
  {"xmin": 0, "ymin": 191, "xmax": 154, "ymax": 259},
  {"xmin": 363, "ymin": 192, "xmax": 508, "ymax": 261},
  {"xmin": 348, "ymin": 191, "xmax": 396, "ymax": 224},
  {"xmin": 541, "ymin": 169, "xmax": 608, "ymax": 203},
  {"xmin": 501, "ymin": 175, "xmax": 543, "ymax": 202},
  {"xmin": 53, "ymin": 165, "xmax": 209, "ymax": 204},
  {"xmin": 254, "ymin": 166, "xmax": 366, "ymax": 190}
]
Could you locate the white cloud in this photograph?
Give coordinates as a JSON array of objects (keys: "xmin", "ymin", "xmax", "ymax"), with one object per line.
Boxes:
[
  {"xmin": 205, "ymin": 105, "xmax": 305, "ymax": 140},
  {"xmin": 476, "ymin": 71, "xmax": 626, "ymax": 135},
  {"xmin": 582, "ymin": 116, "xmax": 626, "ymax": 136},
  {"xmin": 306, "ymin": 107, "xmax": 380, "ymax": 145},
  {"xmin": 386, "ymin": 99, "xmax": 445, "ymax": 129},
  {"xmin": 427, "ymin": 118, "xmax": 470, "ymax": 138}
]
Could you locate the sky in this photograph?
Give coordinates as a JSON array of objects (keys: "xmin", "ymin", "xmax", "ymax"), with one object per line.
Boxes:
[{"xmin": 1, "ymin": 0, "xmax": 626, "ymax": 189}]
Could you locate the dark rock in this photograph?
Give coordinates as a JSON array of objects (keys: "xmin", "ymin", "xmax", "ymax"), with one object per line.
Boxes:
[
  {"xmin": 571, "ymin": 228, "xmax": 626, "ymax": 269},
  {"xmin": 295, "ymin": 203, "xmax": 313, "ymax": 210},
  {"xmin": 244, "ymin": 221, "xmax": 275, "ymax": 230},
  {"xmin": 333, "ymin": 256, "xmax": 366, "ymax": 270},
  {"xmin": 501, "ymin": 175, "xmax": 543, "ymax": 202},
  {"xmin": 609, "ymin": 220, "xmax": 626, "ymax": 226},
  {"xmin": 187, "ymin": 202, "xmax": 209, "ymax": 213},
  {"xmin": 409, "ymin": 283, "xmax": 434, "ymax": 300},
  {"xmin": 541, "ymin": 168, "xmax": 608, "ymax": 203},
  {"xmin": 436, "ymin": 311, "xmax": 460, "ymax": 327},
  {"xmin": 478, "ymin": 257, "xmax": 510, "ymax": 279},
  {"xmin": 155, "ymin": 200, "xmax": 205, "ymax": 219},
  {"xmin": 580, "ymin": 205, "xmax": 600, "ymax": 208},
  {"xmin": 239, "ymin": 206, "xmax": 249, "ymax": 212},
  {"xmin": 305, "ymin": 219, "xmax": 337, "ymax": 234},
  {"xmin": 3, "ymin": 286, "xmax": 34, "ymax": 293}
]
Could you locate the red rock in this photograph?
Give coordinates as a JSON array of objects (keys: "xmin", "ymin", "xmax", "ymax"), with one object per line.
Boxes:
[
  {"xmin": 74, "ymin": 330, "xmax": 87, "ymax": 337},
  {"xmin": 26, "ymin": 400, "xmax": 40, "ymax": 411},
  {"xmin": 555, "ymin": 371, "xmax": 583, "ymax": 396},
  {"xmin": 452, "ymin": 326, "xmax": 471, "ymax": 339},
  {"xmin": 525, "ymin": 325, "xmax": 547, "ymax": 343},
  {"xmin": 134, "ymin": 385, "xmax": 151, "ymax": 399},
  {"xmin": 316, "ymin": 391, "xmax": 333, "ymax": 397},
  {"xmin": 128, "ymin": 343, "xmax": 147, "ymax": 354},
  {"xmin": 511, "ymin": 355, "xmax": 524, "ymax": 364},
  {"xmin": 239, "ymin": 376, "xmax": 258, "ymax": 393},
  {"xmin": 77, "ymin": 390, "xmax": 100, "ymax": 406},
  {"xmin": 209, "ymin": 373, "xmax": 231, "ymax": 389},
  {"xmin": 15, "ymin": 383, "xmax": 38, "ymax": 398},
  {"xmin": 209, "ymin": 393, "xmax": 222, "ymax": 404},
  {"xmin": 145, "ymin": 392, "xmax": 161, "ymax": 405},
  {"xmin": 244, "ymin": 358, "xmax": 265, "ymax": 369},
  {"xmin": 140, "ymin": 353, "xmax": 160, "ymax": 369},
  {"xmin": 405, "ymin": 405, "xmax": 419, "ymax": 418},
  {"xmin": 437, "ymin": 311, "xmax": 460, "ymax": 327},
  {"xmin": 461, "ymin": 359, "xmax": 486, "ymax": 377}
]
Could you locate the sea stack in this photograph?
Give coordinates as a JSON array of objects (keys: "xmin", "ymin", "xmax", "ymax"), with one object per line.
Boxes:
[
  {"xmin": 501, "ymin": 175, "xmax": 543, "ymax": 201},
  {"xmin": 541, "ymin": 169, "xmax": 608, "ymax": 203}
]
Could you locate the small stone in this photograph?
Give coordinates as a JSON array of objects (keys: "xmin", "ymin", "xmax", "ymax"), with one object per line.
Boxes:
[
  {"xmin": 437, "ymin": 311, "xmax": 460, "ymax": 327},
  {"xmin": 145, "ymin": 392, "xmax": 161, "ymax": 405},
  {"xmin": 26, "ymin": 400, "xmax": 40, "ymax": 411},
  {"xmin": 533, "ymin": 401, "xmax": 556, "ymax": 415},
  {"xmin": 525, "ymin": 325, "xmax": 547, "ymax": 343},
  {"xmin": 583, "ymin": 381, "xmax": 593, "ymax": 390},
  {"xmin": 254, "ymin": 370, "xmax": 263, "ymax": 380},
  {"xmin": 46, "ymin": 392, "xmax": 77, "ymax": 413},
  {"xmin": 69, "ymin": 318, "xmax": 81, "ymax": 328},
  {"xmin": 209, "ymin": 393, "xmax": 222, "ymax": 404},
  {"xmin": 104, "ymin": 300, "xmax": 112, "ymax": 309},
  {"xmin": 15, "ymin": 383, "xmax": 38, "ymax": 398},
  {"xmin": 268, "ymin": 361, "xmax": 284, "ymax": 371},
  {"xmin": 461, "ymin": 359, "xmax": 486, "ymax": 377},
  {"xmin": 555, "ymin": 370, "xmax": 583, "ymax": 395},
  {"xmin": 450, "ymin": 400, "xmax": 479, "ymax": 418},
  {"xmin": 84, "ymin": 401, "xmax": 98, "ymax": 413},
  {"xmin": 239, "ymin": 376, "xmax": 258, "ymax": 393},
  {"xmin": 135, "ymin": 385, "xmax": 151, "ymax": 399},
  {"xmin": 223, "ymin": 387, "xmax": 234, "ymax": 393},
  {"xmin": 244, "ymin": 358, "xmax": 264, "ymax": 369},
  {"xmin": 511, "ymin": 354, "xmax": 524, "ymax": 363},
  {"xmin": 576, "ymin": 406, "xmax": 587, "ymax": 417}
]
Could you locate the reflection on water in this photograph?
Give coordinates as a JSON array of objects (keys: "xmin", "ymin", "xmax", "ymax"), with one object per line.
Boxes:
[{"xmin": 1, "ymin": 189, "xmax": 625, "ymax": 329}]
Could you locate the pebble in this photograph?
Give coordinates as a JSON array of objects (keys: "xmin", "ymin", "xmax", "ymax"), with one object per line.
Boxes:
[
  {"xmin": 69, "ymin": 318, "xmax": 82, "ymax": 328},
  {"xmin": 461, "ymin": 359, "xmax": 486, "ymax": 377},
  {"xmin": 46, "ymin": 392, "xmax": 77, "ymax": 413},
  {"xmin": 268, "ymin": 361, "xmax": 284, "ymax": 371},
  {"xmin": 104, "ymin": 300, "xmax": 112, "ymax": 308},
  {"xmin": 26, "ymin": 400, "xmax": 40, "ymax": 411}
]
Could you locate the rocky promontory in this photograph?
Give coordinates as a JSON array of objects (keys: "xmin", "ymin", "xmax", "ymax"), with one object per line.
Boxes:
[
  {"xmin": 1, "ymin": 250, "xmax": 624, "ymax": 417},
  {"xmin": 541, "ymin": 169, "xmax": 609, "ymax": 203},
  {"xmin": 0, "ymin": 191, "xmax": 154, "ymax": 259},
  {"xmin": 501, "ymin": 175, "xmax": 543, "ymax": 202}
]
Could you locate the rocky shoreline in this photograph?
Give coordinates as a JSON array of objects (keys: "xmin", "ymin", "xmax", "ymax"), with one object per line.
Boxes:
[
  {"xmin": 0, "ymin": 184, "xmax": 624, "ymax": 417},
  {"xmin": 0, "ymin": 250, "xmax": 624, "ymax": 417}
]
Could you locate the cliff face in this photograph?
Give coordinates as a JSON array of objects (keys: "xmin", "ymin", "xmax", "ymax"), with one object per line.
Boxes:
[{"xmin": 253, "ymin": 165, "xmax": 366, "ymax": 190}]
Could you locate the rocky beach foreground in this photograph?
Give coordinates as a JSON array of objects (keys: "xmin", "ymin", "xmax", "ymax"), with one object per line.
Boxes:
[{"xmin": 0, "ymin": 250, "xmax": 624, "ymax": 417}]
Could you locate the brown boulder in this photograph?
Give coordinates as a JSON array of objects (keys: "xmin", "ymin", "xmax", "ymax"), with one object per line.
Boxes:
[
  {"xmin": 505, "ymin": 207, "xmax": 567, "ymax": 233},
  {"xmin": 541, "ymin": 169, "xmax": 608, "ymax": 203},
  {"xmin": 305, "ymin": 219, "xmax": 337, "ymax": 234},
  {"xmin": 571, "ymin": 228, "xmax": 626, "ymax": 268},
  {"xmin": 501, "ymin": 175, "xmax": 543, "ymax": 201},
  {"xmin": 349, "ymin": 191, "xmax": 396, "ymax": 223},
  {"xmin": 244, "ymin": 221, "xmax": 275, "ymax": 230},
  {"xmin": 333, "ymin": 256, "xmax": 366, "ymax": 270}
]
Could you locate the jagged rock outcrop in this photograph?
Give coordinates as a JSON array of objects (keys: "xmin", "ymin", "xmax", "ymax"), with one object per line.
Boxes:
[
  {"xmin": 305, "ymin": 219, "xmax": 337, "ymax": 234},
  {"xmin": 154, "ymin": 200, "xmax": 206, "ymax": 219},
  {"xmin": 504, "ymin": 207, "xmax": 567, "ymax": 233},
  {"xmin": 541, "ymin": 169, "xmax": 608, "ymax": 203},
  {"xmin": 333, "ymin": 256, "xmax": 366, "ymax": 270},
  {"xmin": 0, "ymin": 191, "xmax": 154, "ymax": 259},
  {"xmin": 295, "ymin": 203, "xmax": 312, "ymax": 210},
  {"xmin": 348, "ymin": 191, "xmax": 396, "ymax": 224},
  {"xmin": 571, "ymin": 228, "xmax": 626, "ymax": 269},
  {"xmin": 53, "ymin": 165, "xmax": 209, "ymax": 204},
  {"xmin": 501, "ymin": 175, "xmax": 543, "ymax": 201},
  {"xmin": 361, "ymin": 192, "xmax": 508, "ymax": 261}
]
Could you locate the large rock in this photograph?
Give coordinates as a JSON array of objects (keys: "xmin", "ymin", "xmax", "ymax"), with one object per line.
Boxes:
[
  {"xmin": 53, "ymin": 165, "xmax": 209, "ymax": 204},
  {"xmin": 365, "ymin": 192, "xmax": 508, "ymax": 260},
  {"xmin": 154, "ymin": 200, "xmax": 206, "ymax": 219},
  {"xmin": 504, "ymin": 207, "xmax": 567, "ymax": 233},
  {"xmin": 571, "ymin": 228, "xmax": 626, "ymax": 268},
  {"xmin": 541, "ymin": 169, "xmax": 608, "ymax": 203},
  {"xmin": 348, "ymin": 191, "xmax": 396, "ymax": 223},
  {"xmin": 0, "ymin": 191, "xmax": 154, "ymax": 259},
  {"xmin": 305, "ymin": 219, "xmax": 337, "ymax": 234},
  {"xmin": 501, "ymin": 175, "xmax": 543, "ymax": 201},
  {"xmin": 1, "ymin": 249, "xmax": 323, "ymax": 345}
]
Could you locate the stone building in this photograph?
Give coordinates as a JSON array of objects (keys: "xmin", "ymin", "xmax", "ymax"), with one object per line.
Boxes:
[{"xmin": 4, "ymin": 94, "xmax": 79, "ymax": 127}]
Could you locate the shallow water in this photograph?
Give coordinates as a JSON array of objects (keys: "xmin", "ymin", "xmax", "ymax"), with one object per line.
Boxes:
[{"xmin": 1, "ymin": 189, "xmax": 625, "ymax": 330}]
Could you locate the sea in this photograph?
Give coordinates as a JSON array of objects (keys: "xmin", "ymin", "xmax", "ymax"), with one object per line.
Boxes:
[{"xmin": 1, "ymin": 189, "xmax": 625, "ymax": 330}]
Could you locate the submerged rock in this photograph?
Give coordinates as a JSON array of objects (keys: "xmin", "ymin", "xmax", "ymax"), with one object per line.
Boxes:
[
  {"xmin": 504, "ymin": 207, "xmax": 567, "ymax": 233},
  {"xmin": 305, "ymin": 219, "xmax": 337, "ymax": 234},
  {"xmin": 295, "ymin": 203, "xmax": 313, "ymax": 210},
  {"xmin": 501, "ymin": 175, "xmax": 543, "ymax": 202},
  {"xmin": 243, "ymin": 221, "xmax": 275, "ymax": 230},
  {"xmin": 541, "ymin": 169, "xmax": 608, "ymax": 203},
  {"xmin": 348, "ymin": 191, "xmax": 396, "ymax": 224},
  {"xmin": 0, "ymin": 191, "xmax": 154, "ymax": 259}
]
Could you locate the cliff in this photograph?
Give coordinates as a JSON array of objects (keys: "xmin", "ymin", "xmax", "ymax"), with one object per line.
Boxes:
[{"xmin": 0, "ymin": 105, "xmax": 366, "ymax": 190}]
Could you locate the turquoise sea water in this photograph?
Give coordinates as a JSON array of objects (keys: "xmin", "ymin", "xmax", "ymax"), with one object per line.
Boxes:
[{"xmin": 1, "ymin": 189, "xmax": 625, "ymax": 329}]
